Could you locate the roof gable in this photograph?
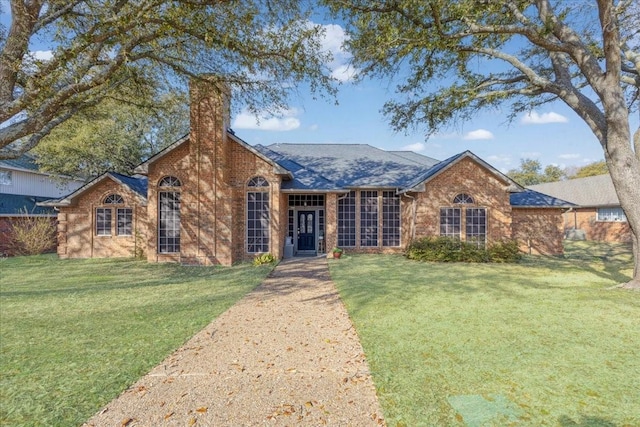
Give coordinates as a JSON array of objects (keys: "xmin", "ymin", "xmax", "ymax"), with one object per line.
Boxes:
[
  {"xmin": 510, "ymin": 189, "xmax": 575, "ymax": 208},
  {"xmin": 39, "ymin": 172, "xmax": 148, "ymax": 207},
  {"xmin": 403, "ymin": 150, "xmax": 522, "ymax": 193}
]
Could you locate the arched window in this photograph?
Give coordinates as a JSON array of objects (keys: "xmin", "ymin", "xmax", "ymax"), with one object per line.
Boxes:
[
  {"xmin": 159, "ymin": 176, "xmax": 181, "ymax": 187},
  {"xmin": 453, "ymin": 193, "xmax": 474, "ymax": 204},
  {"xmin": 247, "ymin": 177, "xmax": 270, "ymax": 253},
  {"xmin": 248, "ymin": 176, "xmax": 269, "ymax": 187},
  {"xmin": 158, "ymin": 176, "xmax": 181, "ymax": 253},
  {"xmin": 104, "ymin": 194, "xmax": 124, "ymax": 204}
]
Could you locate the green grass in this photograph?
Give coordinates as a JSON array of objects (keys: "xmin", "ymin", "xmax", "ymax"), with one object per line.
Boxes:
[
  {"xmin": 0, "ymin": 255, "xmax": 272, "ymax": 426},
  {"xmin": 329, "ymin": 242, "xmax": 639, "ymax": 427}
]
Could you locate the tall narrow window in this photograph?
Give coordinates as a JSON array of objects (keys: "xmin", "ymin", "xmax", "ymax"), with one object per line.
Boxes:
[
  {"xmin": 247, "ymin": 176, "xmax": 270, "ymax": 253},
  {"xmin": 382, "ymin": 191, "xmax": 401, "ymax": 247},
  {"xmin": 360, "ymin": 191, "xmax": 378, "ymax": 247},
  {"xmin": 440, "ymin": 208, "xmax": 461, "ymax": 239},
  {"xmin": 158, "ymin": 176, "xmax": 181, "ymax": 253},
  {"xmin": 466, "ymin": 208, "xmax": 487, "ymax": 247},
  {"xmin": 96, "ymin": 208, "xmax": 112, "ymax": 236},
  {"xmin": 117, "ymin": 208, "xmax": 133, "ymax": 236},
  {"xmin": 337, "ymin": 191, "xmax": 356, "ymax": 247}
]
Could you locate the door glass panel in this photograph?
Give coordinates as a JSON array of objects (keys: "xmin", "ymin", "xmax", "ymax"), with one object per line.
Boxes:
[{"xmin": 307, "ymin": 214, "xmax": 313, "ymax": 233}]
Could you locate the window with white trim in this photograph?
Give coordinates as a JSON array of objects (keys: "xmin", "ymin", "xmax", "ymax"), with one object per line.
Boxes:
[
  {"xmin": 247, "ymin": 176, "xmax": 270, "ymax": 253},
  {"xmin": 382, "ymin": 191, "xmax": 401, "ymax": 247},
  {"xmin": 440, "ymin": 208, "xmax": 461, "ymax": 239},
  {"xmin": 96, "ymin": 208, "xmax": 112, "ymax": 236},
  {"xmin": 337, "ymin": 191, "xmax": 356, "ymax": 247},
  {"xmin": 117, "ymin": 208, "xmax": 133, "ymax": 236},
  {"xmin": 360, "ymin": 191, "xmax": 378, "ymax": 247},
  {"xmin": 465, "ymin": 208, "xmax": 487, "ymax": 247},
  {"xmin": 158, "ymin": 176, "xmax": 181, "ymax": 253},
  {"xmin": 596, "ymin": 207, "xmax": 627, "ymax": 222}
]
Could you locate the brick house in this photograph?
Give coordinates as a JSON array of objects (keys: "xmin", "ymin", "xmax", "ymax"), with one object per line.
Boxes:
[
  {"xmin": 529, "ymin": 175, "xmax": 631, "ymax": 242},
  {"xmin": 41, "ymin": 79, "xmax": 572, "ymax": 265}
]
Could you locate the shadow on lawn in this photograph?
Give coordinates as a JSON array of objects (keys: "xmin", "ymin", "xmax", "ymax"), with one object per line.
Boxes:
[{"xmin": 558, "ymin": 414, "xmax": 617, "ymax": 427}]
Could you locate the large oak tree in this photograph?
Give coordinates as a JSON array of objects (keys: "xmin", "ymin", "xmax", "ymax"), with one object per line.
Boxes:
[
  {"xmin": 0, "ymin": 0, "xmax": 334, "ymax": 159},
  {"xmin": 326, "ymin": 0, "xmax": 640, "ymax": 288}
]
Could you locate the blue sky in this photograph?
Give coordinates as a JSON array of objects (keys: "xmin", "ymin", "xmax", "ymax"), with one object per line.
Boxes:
[{"xmin": 2, "ymin": 3, "xmax": 635, "ymax": 173}]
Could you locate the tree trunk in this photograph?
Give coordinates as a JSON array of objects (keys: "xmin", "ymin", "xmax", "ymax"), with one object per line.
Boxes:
[{"xmin": 604, "ymin": 120, "xmax": 640, "ymax": 290}]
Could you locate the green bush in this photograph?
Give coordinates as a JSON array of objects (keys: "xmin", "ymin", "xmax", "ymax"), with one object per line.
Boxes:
[
  {"xmin": 405, "ymin": 237, "xmax": 521, "ymax": 263},
  {"xmin": 253, "ymin": 253, "xmax": 276, "ymax": 266}
]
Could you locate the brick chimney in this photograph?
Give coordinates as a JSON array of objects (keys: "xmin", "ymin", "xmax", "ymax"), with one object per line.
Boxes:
[{"xmin": 185, "ymin": 76, "xmax": 233, "ymax": 265}]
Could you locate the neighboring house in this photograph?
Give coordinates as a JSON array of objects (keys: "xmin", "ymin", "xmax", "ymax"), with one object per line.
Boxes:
[
  {"xmin": 41, "ymin": 79, "xmax": 573, "ymax": 265},
  {"xmin": 0, "ymin": 154, "xmax": 85, "ymax": 254},
  {"xmin": 528, "ymin": 175, "xmax": 631, "ymax": 242}
]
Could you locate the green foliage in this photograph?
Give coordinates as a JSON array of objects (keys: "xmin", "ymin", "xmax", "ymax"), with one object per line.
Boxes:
[
  {"xmin": 0, "ymin": 256, "xmax": 270, "ymax": 426},
  {"xmin": 571, "ymin": 160, "xmax": 609, "ymax": 179},
  {"xmin": 332, "ymin": 247, "xmax": 344, "ymax": 254},
  {"xmin": 406, "ymin": 237, "xmax": 521, "ymax": 263},
  {"xmin": 507, "ymin": 158, "xmax": 566, "ymax": 186},
  {"xmin": 1, "ymin": 1, "xmax": 335, "ymax": 158},
  {"xmin": 330, "ymin": 243, "xmax": 637, "ymax": 425},
  {"xmin": 6, "ymin": 210, "xmax": 56, "ymax": 256},
  {"xmin": 33, "ymin": 85, "xmax": 189, "ymax": 178},
  {"xmin": 253, "ymin": 253, "xmax": 276, "ymax": 266}
]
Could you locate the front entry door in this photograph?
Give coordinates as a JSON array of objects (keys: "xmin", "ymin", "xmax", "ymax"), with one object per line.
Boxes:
[{"xmin": 298, "ymin": 211, "xmax": 315, "ymax": 251}]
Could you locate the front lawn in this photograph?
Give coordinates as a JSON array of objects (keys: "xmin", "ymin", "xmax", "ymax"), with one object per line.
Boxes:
[
  {"xmin": 330, "ymin": 242, "xmax": 639, "ymax": 426},
  {"xmin": 0, "ymin": 255, "xmax": 271, "ymax": 426}
]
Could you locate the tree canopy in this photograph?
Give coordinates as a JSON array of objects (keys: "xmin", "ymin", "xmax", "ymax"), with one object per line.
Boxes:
[
  {"xmin": 32, "ymin": 80, "xmax": 189, "ymax": 178},
  {"xmin": 507, "ymin": 158, "xmax": 565, "ymax": 186},
  {"xmin": 326, "ymin": 0, "xmax": 640, "ymax": 287},
  {"xmin": 0, "ymin": 0, "xmax": 335, "ymax": 159}
]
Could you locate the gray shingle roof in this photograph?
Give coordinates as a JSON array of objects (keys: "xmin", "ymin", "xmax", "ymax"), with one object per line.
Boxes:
[
  {"xmin": 260, "ymin": 143, "xmax": 436, "ymax": 189},
  {"xmin": 527, "ymin": 174, "xmax": 619, "ymax": 207},
  {"xmin": 0, "ymin": 153, "xmax": 39, "ymax": 172},
  {"xmin": 0, "ymin": 193, "xmax": 57, "ymax": 216},
  {"xmin": 510, "ymin": 189, "xmax": 576, "ymax": 208}
]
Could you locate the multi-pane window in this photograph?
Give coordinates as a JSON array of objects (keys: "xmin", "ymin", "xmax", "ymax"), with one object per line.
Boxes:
[
  {"xmin": 338, "ymin": 191, "xmax": 356, "ymax": 247},
  {"xmin": 596, "ymin": 207, "xmax": 627, "ymax": 222},
  {"xmin": 247, "ymin": 191, "xmax": 270, "ymax": 253},
  {"xmin": 466, "ymin": 208, "xmax": 487, "ymax": 247},
  {"xmin": 247, "ymin": 176, "xmax": 270, "ymax": 253},
  {"xmin": 104, "ymin": 194, "xmax": 124, "ymax": 204},
  {"xmin": 382, "ymin": 191, "xmax": 401, "ymax": 247},
  {"xmin": 158, "ymin": 176, "xmax": 181, "ymax": 253},
  {"xmin": 96, "ymin": 208, "xmax": 112, "ymax": 236},
  {"xmin": 117, "ymin": 208, "xmax": 133, "ymax": 236},
  {"xmin": 453, "ymin": 193, "xmax": 474, "ymax": 204},
  {"xmin": 0, "ymin": 170, "xmax": 13, "ymax": 185},
  {"xmin": 440, "ymin": 208, "xmax": 461, "ymax": 239},
  {"xmin": 159, "ymin": 192, "xmax": 180, "ymax": 253},
  {"xmin": 360, "ymin": 191, "xmax": 378, "ymax": 247},
  {"xmin": 288, "ymin": 194, "xmax": 325, "ymax": 206}
]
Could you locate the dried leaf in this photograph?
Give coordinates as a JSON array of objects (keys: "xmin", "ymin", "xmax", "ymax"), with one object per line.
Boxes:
[
  {"xmin": 120, "ymin": 418, "xmax": 134, "ymax": 426},
  {"xmin": 164, "ymin": 412, "xmax": 174, "ymax": 420},
  {"xmin": 196, "ymin": 407, "xmax": 208, "ymax": 413},
  {"xmin": 188, "ymin": 417, "xmax": 197, "ymax": 426}
]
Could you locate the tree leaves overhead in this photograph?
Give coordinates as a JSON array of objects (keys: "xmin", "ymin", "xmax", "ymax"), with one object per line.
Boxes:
[
  {"xmin": 0, "ymin": 0, "xmax": 335, "ymax": 158},
  {"xmin": 324, "ymin": 0, "xmax": 639, "ymax": 139}
]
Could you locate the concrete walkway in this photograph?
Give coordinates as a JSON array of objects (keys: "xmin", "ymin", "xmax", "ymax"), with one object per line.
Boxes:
[{"xmin": 84, "ymin": 257, "xmax": 385, "ymax": 426}]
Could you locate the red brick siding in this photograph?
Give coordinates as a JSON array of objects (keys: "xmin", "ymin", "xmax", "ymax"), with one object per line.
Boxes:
[
  {"xmin": 57, "ymin": 178, "xmax": 148, "ymax": 259},
  {"xmin": 512, "ymin": 208, "xmax": 564, "ymax": 255},
  {"xmin": 562, "ymin": 208, "xmax": 631, "ymax": 242},
  {"xmin": 414, "ymin": 157, "xmax": 512, "ymax": 245}
]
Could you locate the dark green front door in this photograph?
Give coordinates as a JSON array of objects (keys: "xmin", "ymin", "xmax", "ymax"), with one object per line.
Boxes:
[{"xmin": 298, "ymin": 211, "xmax": 315, "ymax": 251}]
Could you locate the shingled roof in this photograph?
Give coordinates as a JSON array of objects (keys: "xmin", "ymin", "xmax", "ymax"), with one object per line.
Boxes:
[{"xmin": 527, "ymin": 174, "xmax": 619, "ymax": 207}]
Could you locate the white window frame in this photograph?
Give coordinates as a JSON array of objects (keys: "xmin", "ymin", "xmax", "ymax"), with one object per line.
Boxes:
[{"xmin": 596, "ymin": 207, "xmax": 627, "ymax": 222}]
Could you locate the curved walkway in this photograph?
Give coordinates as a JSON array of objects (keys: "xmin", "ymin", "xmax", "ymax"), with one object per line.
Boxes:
[{"xmin": 84, "ymin": 257, "xmax": 385, "ymax": 426}]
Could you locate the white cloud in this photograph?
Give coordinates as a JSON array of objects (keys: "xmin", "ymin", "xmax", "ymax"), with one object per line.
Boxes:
[
  {"xmin": 232, "ymin": 108, "xmax": 301, "ymax": 131},
  {"xmin": 319, "ymin": 23, "xmax": 358, "ymax": 82},
  {"xmin": 487, "ymin": 154, "xmax": 512, "ymax": 166},
  {"xmin": 31, "ymin": 50, "xmax": 54, "ymax": 61},
  {"xmin": 520, "ymin": 151, "xmax": 541, "ymax": 158},
  {"xmin": 401, "ymin": 142, "xmax": 426, "ymax": 152},
  {"xmin": 463, "ymin": 129, "xmax": 494, "ymax": 140},
  {"xmin": 308, "ymin": 124, "xmax": 318, "ymax": 131},
  {"xmin": 558, "ymin": 153, "xmax": 581, "ymax": 160},
  {"xmin": 521, "ymin": 111, "xmax": 568, "ymax": 124}
]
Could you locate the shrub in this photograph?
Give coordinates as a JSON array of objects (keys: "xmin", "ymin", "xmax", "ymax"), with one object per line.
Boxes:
[
  {"xmin": 7, "ymin": 211, "xmax": 57, "ymax": 256},
  {"xmin": 253, "ymin": 253, "xmax": 276, "ymax": 266},
  {"xmin": 406, "ymin": 237, "xmax": 521, "ymax": 263}
]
